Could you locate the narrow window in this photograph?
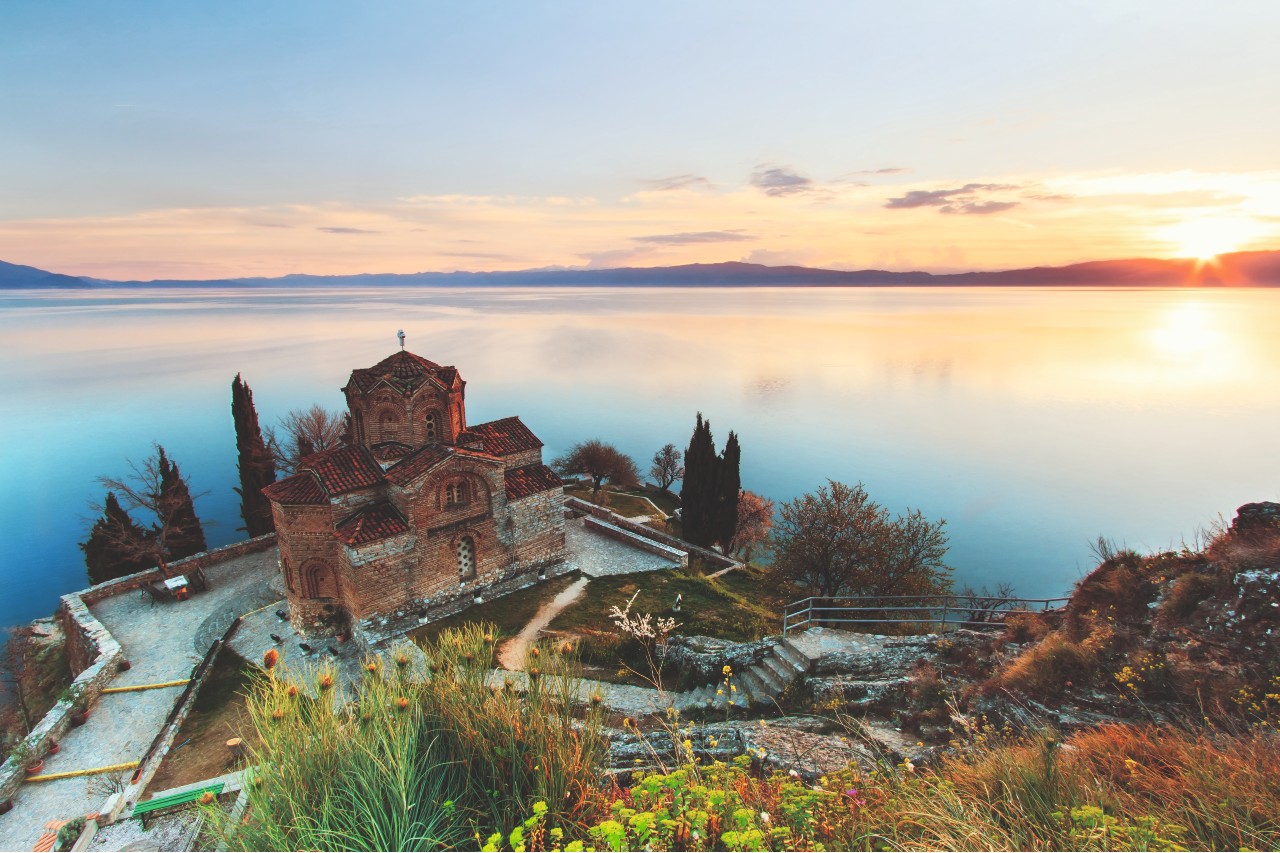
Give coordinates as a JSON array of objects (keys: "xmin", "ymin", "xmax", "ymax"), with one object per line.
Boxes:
[
  {"xmin": 457, "ymin": 536, "xmax": 476, "ymax": 580},
  {"xmin": 424, "ymin": 412, "xmax": 437, "ymax": 441},
  {"xmin": 445, "ymin": 480, "xmax": 469, "ymax": 507}
]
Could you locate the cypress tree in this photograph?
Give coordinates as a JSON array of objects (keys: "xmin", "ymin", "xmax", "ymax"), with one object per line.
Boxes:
[
  {"xmin": 157, "ymin": 446, "xmax": 207, "ymax": 560},
  {"xmin": 232, "ymin": 373, "xmax": 277, "ymax": 536},
  {"xmin": 680, "ymin": 413, "xmax": 719, "ymax": 548},
  {"xmin": 80, "ymin": 492, "xmax": 153, "ymax": 585},
  {"xmin": 714, "ymin": 431, "xmax": 741, "ymax": 549}
]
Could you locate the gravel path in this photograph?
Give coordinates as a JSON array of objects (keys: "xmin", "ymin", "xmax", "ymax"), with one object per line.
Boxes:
[{"xmin": 497, "ymin": 576, "xmax": 590, "ymax": 670}]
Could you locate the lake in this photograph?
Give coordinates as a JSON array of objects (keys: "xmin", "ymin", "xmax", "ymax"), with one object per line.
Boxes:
[{"xmin": 2, "ymin": 285, "xmax": 1278, "ymax": 633}]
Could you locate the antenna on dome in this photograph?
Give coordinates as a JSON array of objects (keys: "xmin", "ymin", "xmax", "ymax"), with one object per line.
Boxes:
[{"xmin": 397, "ymin": 329, "xmax": 405, "ymax": 351}]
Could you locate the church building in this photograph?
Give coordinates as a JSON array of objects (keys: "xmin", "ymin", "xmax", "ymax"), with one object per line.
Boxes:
[{"xmin": 262, "ymin": 348, "xmax": 570, "ymax": 647}]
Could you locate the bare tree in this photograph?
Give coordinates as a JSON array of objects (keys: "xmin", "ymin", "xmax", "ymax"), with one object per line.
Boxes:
[
  {"xmin": 266, "ymin": 405, "xmax": 346, "ymax": 475},
  {"xmin": 728, "ymin": 490, "xmax": 774, "ymax": 562},
  {"xmin": 770, "ymin": 479, "xmax": 951, "ymax": 599},
  {"xmin": 553, "ymin": 440, "xmax": 640, "ymax": 503},
  {"xmin": 649, "ymin": 443, "xmax": 685, "ymax": 493},
  {"xmin": 96, "ymin": 444, "xmax": 208, "ymax": 579}
]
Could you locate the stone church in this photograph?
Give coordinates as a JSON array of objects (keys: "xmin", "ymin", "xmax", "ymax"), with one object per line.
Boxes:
[{"xmin": 262, "ymin": 348, "xmax": 570, "ymax": 647}]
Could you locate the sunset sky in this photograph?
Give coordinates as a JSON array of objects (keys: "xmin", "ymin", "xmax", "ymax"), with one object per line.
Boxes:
[{"xmin": 2, "ymin": 1, "xmax": 1279, "ymax": 280}]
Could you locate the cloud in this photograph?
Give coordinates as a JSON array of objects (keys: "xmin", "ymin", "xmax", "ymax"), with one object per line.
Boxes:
[
  {"xmin": 318, "ymin": 226, "xmax": 379, "ymax": 234},
  {"xmin": 941, "ymin": 200, "xmax": 1020, "ymax": 215},
  {"xmin": 632, "ymin": 230, "xmax": 754, "ymax": 245},
  {"xmin": 252, "ymin": 222, "xmax": 292, "ymax": 229},
  {"xmin": 750, "ymin": 165, "xmax": 814, "ymax": 197},
  {"xmin": 640, "ymin": 174, "xmax": 714, "ymax": 192},
  {"xmin": 885, "ymin": 183, "xmax": 1022, "ymax": 214},
  {"xmin": 579, "ymin": 247, "xmax": 655, "ymax": 269},
  {"xmin": 853, "ymin": 167, "xmax": 910, "ymax": 176}
]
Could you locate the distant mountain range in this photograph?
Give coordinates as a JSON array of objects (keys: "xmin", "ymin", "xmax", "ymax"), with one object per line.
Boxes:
[{"xmin": 4, "ymin": 250, "xmax": 1280, "ymax": 290}]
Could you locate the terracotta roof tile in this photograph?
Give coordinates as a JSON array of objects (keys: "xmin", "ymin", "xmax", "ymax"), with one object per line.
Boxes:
[
  {"xmin": 334, "ymin": 502, "xmax": 410, "ymax": 546},
  {"xmin": 345, "ymin": 350, "xmax": 459, "ymax": 395},
  {"xmin": 262, "ymin": 471, "xmax": 328, "ymax": 505},
  {"xmin": 505, "ymin": 463, "xmax": 564, "ymax": 500},
  {"xmin": 468, "ymin": 416, "xmax": 543, "ymax": 457},
  {"xmin": 369, "ymin": 441, "xmax": 414, "ymax": 462},
  {"xmin": 384, "ymin": 444, "xmax": 452, "ymax": 486},
  {"xmin": 303, "ymin": 445, "xmax": 385, "ymax": 495}
]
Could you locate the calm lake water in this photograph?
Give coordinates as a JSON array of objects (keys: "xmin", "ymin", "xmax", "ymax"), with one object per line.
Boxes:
[{"xmin": 2, "ymin": 285, "xmax": 1278, "ymax": 632}]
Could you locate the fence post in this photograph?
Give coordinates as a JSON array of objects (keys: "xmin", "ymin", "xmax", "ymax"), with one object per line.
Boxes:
[{"xmin": 939, "ymin": 602, "xmax": 949, "ymax": 633}]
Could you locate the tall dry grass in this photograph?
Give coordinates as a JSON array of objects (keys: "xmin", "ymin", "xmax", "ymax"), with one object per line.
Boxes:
[{"xmin": 206, "ymin": 623, "xmax": 607, "ymax": 851}]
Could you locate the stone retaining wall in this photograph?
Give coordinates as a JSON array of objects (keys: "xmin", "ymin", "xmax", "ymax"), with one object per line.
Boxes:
[
  {"xmin": 78, "ymin": 534, "xmax": 278, "ymax": 607},
  {"xmin": 583, "ymin": 516, "xmax": 688, "ymax": 566},
  {"xmin": 0, "ymin": 533, "xmax": 276, "ymax": 807},
  {"xmin": 564, "ymin": 497, "xmax": 739, "ymax": 571}
]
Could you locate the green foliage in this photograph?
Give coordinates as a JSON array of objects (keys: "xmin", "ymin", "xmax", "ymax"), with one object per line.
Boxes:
[
  {"xmin": 206, "ymin": 624, "xmax": 607, "ymax": 851},
  {"xmin": 54, "ymin": 816, "xmax": 85, "ymax": 851},
  {"xmin": 231, "ymin": 373, "xmax": 276, "ymax": 537},
  {"xmin": 681, "ymin": 413, "xmax": 718, "ymax": 548},
  {"xmin": 713, "ymin": 432, "xmax": 741, "ymax": 550},
  {"xmin": 81, "ymin": 491, "xmax": 153, "ymax": 585},
  {"xmin": 157, "ymin": 445, "xmax": 206, "ymax": 560}
]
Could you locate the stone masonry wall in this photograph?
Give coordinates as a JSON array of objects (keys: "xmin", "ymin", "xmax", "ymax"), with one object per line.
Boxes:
[
  {"xmin": 78, "ymin": 533, "xmax": 278, "ymax": 607},
  {"xmin": 508, "ymin": 487, "xmax": 568, "ymax": 573}
]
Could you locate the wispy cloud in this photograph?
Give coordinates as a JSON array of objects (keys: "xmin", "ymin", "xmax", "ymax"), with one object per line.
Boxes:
[
  {"xmin": 640, "ymin": 174, "xmax": 714, "ymax": 192},
  {"xmin": 885, "ymin": 183, "xmax": 1021, "ymax": 215},
  {"xmin": 852, "ymin": 167, "xmax": 909, "ymax": 176},
  {"xmin": 318, "ymin": 226, "xmax": 379, "ymax": 234},
  {"xmin": 632, "ymin": 230, "xmax": 753, "ymax": 245},
  {"xmin": 750, "ymin": 165, "xmax": 814, "ymax": 197}
]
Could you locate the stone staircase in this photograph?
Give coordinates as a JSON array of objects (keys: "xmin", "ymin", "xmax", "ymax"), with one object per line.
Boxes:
[{"xmin": 676, "ymin": 637, "xmax": 813, "ymax": 715}]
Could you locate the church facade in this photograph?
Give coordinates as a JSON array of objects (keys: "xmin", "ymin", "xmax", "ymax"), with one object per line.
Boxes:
[{"xmin": 262, "ymin": 349, "xmax": 569, "ymax": 647}]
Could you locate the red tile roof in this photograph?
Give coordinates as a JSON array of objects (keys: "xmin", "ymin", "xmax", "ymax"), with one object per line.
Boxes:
[
  {"xmin": 468, "ymin": 416, "xmax": 543, "ymax": 457},
  {"xmin": 384, "ymin": 444, "xmax": 452, "ymax": 486},
  {"xmin": 370, "ymin": 440, "xmax": 414, "ymax": 463},
  {"xmin": 335, "ymin": 502, "xmax": 411, "ymax": 546},
  {"xmin": 303, "ymin": 445, "xmax": 385, "ymax": 495},
  {"xmin": 345, "ymin": 350, "xmax": 459, "ymax": 395},
  {"xmin": 262, "ymin": 471, "xmax": 328, "ymax": 505},
  {"xmin": 505, "ymin": 463, "xmax": 564, "ymax": 500}
]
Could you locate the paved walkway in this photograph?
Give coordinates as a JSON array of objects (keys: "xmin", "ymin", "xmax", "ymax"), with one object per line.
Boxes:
[
  {"xmin": 562, "ymin": 518, "xmax": 681, "ymax": 577},
  {"xmin": 0, "ymin": 549, "xmax": 280, "ymax": 852}
]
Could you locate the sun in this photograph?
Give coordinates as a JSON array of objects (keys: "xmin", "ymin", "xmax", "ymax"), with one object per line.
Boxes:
[{"xmin": 1157, "ymin": 216, "xmax": 1263, "ymax": 261}]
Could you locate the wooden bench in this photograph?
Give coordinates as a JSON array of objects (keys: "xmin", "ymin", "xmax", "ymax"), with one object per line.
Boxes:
[{"xmin": 132, "ymin": 782, "xmax": 224, "ymax": 825}]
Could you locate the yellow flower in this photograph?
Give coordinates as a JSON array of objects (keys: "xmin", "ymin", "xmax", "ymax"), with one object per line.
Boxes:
[{"xmin": 723, "ymin": 665, "xmax": 732, "ymax": 675}]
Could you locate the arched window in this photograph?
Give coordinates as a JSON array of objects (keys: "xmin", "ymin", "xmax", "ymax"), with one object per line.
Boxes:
[
  {"xmin": 373, "ymin": 406, "xmax": 402, "ymax": 443},
  {"xmin": 424, "ymin": 411, "xmax": 437, "ymax": 442},
  {"xmin": 457, "ymin": 536, "xmax": 476, "ymax": 580},
  {"xmin": 300, "ymin": 559, "xmax": 338, "ymax": 599},
  {"xmin": 444, "ymin": 479, "xmax": 469, "ymax": 508}
]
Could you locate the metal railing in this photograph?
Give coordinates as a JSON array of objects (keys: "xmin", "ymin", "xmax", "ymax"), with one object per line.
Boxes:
[{"xmin": 782, "ymin": 594, "xmax": 1070, "ymax": 636}]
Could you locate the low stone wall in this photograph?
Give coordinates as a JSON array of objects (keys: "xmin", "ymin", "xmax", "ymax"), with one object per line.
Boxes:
[
  {"xmin": 0, "ymin": 602, "xmax": 123, "ymax": 802},
  {"xmin": 583, "ymin": 516, "xmax": 688, "ymax": 567},
  {"xmin": 564, "ymin": 497, "xmax": 739, "ymax": 571},
  {"xmin": 0, "ymin": 533, "xmax": 276, "ymax": 807},
  {"xmin": 78, "ymin": 534, "xmax": 278, "ymax": 607}
]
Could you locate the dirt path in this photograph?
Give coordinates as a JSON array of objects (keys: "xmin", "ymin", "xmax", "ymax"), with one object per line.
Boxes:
[{"xmin": 498, "ymin": 576, "xmax": 590, "ymax": 670}]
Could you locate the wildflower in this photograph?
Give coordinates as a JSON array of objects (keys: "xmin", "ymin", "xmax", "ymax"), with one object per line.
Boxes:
[
  {"xmin": 286, "ymin": 684, "xmax": 298, "ymax": 698},
  {"xmin": 760, "ymin": 811, "xmax": 771, "ymax": 824},
  {"xmin": 318, "ymin": 673, "xmax": 334, "ymax": 691},
  {"xmin": 708, "ymin": 737, "xmax": 718, "ymax": 748},
  {"xmin": 730, "ymin": 684, "xmax": 737, "ymax": 692},
  {"xmin": 723, "ymin": 665, "xmax": 733, "ymax": 675},
  {"xmin": 271, "ymin": 707, "xmax": 285, "ymax": 720},
  {"xmin": 717, "ymin": 689, "xmax": 724, "ymax": 696},
  {"xmin": 396, "ymin": 697, "xmax": 410, "ymax": 712},
  {"xmin": 683, "ymin": 738, "xmax": 693, "ymax": 752},
  {"xmin": 483, "ymin": 633, "xmax": 495, "ymax": 645},
  {"xmin": 1123, "ymin": 757, "xmax": 1138, "ymax": 774},
  {"xmin": 529, "ymin": 666, "xmax": 541, "ymax": 679},
  {"xmin": 903, "ymin": 759, "xmax": 916, "ymax": 773},
  {"xmin": 366, "ymin": 661, "xmax": 378, "ymax": 674},
  {"xmin": 590, "ymin": 693, "xmax": 603, "ymax": 705},
  {"xmin": 561, "ymin": 642, "xmax": 574, "ymax": 655},
  {"xmin": 262, "ymin": 648, "xmax": 279, "ymax": 670},
  {"xmin": 395, "ymin": 653, "xmax": 410, "ymax": 668},
  {"xmin": 623, "ymin": 717, "xmax": 633, "ymax": 728},
  {"xmin": 530, "ymin": 646, "xmax": 541, "ymax": 658},
  {"xmin": 199, "ymin": 791, "xmax": 216, "ymax": 806},
  {"xmin": 788, "ymin": 769, "xmax": 799, "ymax": 778}
]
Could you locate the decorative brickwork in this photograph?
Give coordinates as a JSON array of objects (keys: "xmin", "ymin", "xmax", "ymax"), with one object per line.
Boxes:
[{"xmin": 266, "ymin": 349, "xmax": 568, "ymax": 647}]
